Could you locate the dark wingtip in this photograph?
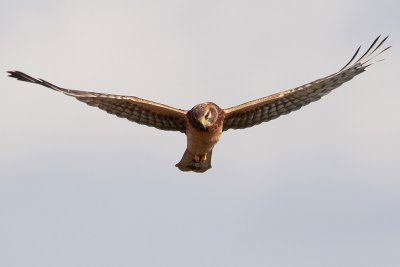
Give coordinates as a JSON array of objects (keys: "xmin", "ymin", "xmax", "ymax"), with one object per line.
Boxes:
[
  {"xmin": 339, "ymin": 45, "xmax": 361, "ymax": 71},
  {"xmin": 340, "ymin": 35, "xmax": 391, "ymax": 72},
  {"xmin": 355, "ymin": 35, "xmax": 381, "ymax": 63},
  {"xmin": 377, "ymin": 45, "xmax": 391, "ymax": 55},
  {"xmin": 7, "ymin": 70, "xmax": 38, "ymax": 83},
  {"xmin": 7, "ymin": 70, "xmax": 62, "ymax": 91},
  {"xmin": 8, "ymin": 70, "xmax": 29, "ymax": 81},
  {"xmin": 8, "ymin": 70, "xmax": 20, "ymax": 78},
  {"xmin": 8, "ymin": 70, "xmax": 20, "ymax": 76}
]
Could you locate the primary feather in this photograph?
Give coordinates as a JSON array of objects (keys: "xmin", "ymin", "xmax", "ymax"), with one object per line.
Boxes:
[{"xmin": 223, "ymin": 36, "xmax": 391, "ymax": 131}]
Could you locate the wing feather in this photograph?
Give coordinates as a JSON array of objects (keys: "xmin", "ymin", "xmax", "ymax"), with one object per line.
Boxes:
[
  {"xmin": 8, "ymin": 71, "xmax": 187, "ymax": 132},
  {"xmin": 223, "ymin": 36, "xmax": 390, "ymax": 131}
]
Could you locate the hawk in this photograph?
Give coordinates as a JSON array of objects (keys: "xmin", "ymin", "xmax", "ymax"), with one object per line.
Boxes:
[{"xmin": 8, "ymin": 36, "xmax": 390, "ymax": 173}]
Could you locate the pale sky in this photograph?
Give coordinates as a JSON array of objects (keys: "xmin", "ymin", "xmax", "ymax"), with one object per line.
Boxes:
[{"xmin": 1, "ymin": 0, "xmax": 399, "ymax": 266}]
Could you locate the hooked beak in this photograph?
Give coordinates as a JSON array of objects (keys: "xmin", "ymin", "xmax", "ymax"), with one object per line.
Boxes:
[{"xmin": 199, "ymin": 117, "xmax": 207, "ymax": 130}]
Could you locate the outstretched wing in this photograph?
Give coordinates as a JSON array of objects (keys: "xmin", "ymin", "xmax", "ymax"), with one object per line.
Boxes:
[
  {"xmin": 223, "ymin": 36, "xmax": 391, "ymax": 131},
  {"xmin": 8, "ymin": 71, "xmax": 187, "ymax": 132}
]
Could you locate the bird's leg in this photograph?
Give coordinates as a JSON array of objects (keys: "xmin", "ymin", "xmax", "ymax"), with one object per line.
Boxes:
[{"xmin": 194, "ymin": 154, "xmax": 207, "ymax": 163}]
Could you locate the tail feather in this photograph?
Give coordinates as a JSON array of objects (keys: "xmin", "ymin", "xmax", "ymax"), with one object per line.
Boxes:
[{"xmin": 175, "ymin": 149, "xmax": 213, "ymax": 173}]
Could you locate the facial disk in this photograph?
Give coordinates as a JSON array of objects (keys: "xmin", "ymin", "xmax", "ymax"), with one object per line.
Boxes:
[{"xmin": 189, "ymin": 103, "xmax": 220, "ymax": 130}]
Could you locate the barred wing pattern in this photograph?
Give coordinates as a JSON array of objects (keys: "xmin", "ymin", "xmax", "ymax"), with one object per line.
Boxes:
[
  {"xmin": 223, "ymin": 36, "xmax": 390, "ymax": 131},
  {"xmin": 7, "ymin": 71, "xmax": 187, "ymax": 132}
]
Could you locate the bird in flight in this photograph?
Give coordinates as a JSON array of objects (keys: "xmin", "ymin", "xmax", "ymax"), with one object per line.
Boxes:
[{"xmin": 8, "ymin": 36, "xmax": 390, "ymax": 173}]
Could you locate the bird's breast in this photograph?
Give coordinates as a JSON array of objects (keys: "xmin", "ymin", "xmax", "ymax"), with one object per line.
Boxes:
[{"xmin": 185, "ymin": 122, "xmax": 223, "ymax": 155}]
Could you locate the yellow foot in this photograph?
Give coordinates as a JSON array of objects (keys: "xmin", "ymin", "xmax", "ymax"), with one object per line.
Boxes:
[{"xmin": 194, "ymin": 154, "xmax": 207, "ymax": 163}]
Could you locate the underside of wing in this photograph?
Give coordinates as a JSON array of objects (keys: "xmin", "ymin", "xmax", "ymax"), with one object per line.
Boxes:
[
  {"xmin": 223, "ymin": 36, "xmax": 391, "ymax": 131},
  {"xmin": 8, "ymin": 71, "xmax": 188, "ymax": 132}
]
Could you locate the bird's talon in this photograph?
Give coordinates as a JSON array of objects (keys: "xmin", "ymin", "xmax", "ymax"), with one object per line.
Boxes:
[{"xmin": 194, "ymin": 154, "xmax": 207, "ymax": 163}]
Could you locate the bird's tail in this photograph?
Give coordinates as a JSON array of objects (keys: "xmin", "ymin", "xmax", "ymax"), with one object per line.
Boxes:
[{"xmin": 175, "ymin": 149, "xmax": 213, "ymax": 173}]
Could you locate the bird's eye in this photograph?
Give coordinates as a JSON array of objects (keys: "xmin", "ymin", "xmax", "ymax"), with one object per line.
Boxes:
[{"xmin": 205, "ymin": 112, "xmax": 210, "ymax": 119}]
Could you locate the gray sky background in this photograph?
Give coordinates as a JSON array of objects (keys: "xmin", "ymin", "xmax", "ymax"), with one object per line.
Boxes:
[{"xmin": 1, "ymin": 0, "xmax": 399, "ymax": 266}]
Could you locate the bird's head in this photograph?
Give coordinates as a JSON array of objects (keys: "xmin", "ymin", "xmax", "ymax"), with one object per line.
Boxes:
[{"xmin": 188, "ymin": 102, "xmax": 221, "ymax": 130}]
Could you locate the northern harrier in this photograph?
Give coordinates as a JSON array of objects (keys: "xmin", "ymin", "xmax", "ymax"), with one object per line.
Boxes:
[{"xmin": 8, "ymin": 36, "xmax": 390, "ymax": 173}]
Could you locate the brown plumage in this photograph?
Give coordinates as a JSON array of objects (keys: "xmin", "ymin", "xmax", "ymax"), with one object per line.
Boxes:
[
  {"xmin": 176, "ymin": 103, "xmax": 225, "ymax": 172},
  {"xmin": 8, "ymin": 36, "xmax": 390, "ymax": 173}
]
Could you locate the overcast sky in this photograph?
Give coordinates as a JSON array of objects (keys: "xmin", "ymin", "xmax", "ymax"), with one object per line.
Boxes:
[{"xmin": 1, "ymin": 0, "xmax": 399, "ymax": 266}]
